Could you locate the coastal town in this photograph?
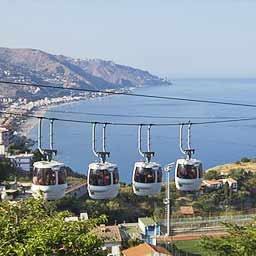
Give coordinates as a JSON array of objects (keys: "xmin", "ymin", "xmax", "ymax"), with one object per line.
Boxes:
[
  {"xmin": 1, "ymin": 111, "xmax": 256, "ymax": 255},
  {"xmin": 1, "ymin": 0, "xmax": 256, "ymax": 254}
]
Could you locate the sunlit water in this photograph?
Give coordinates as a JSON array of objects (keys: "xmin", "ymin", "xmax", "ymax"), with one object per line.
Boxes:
[{"xmin": 29, "ymin": 79, "xmax": 256, "ymax": 183}]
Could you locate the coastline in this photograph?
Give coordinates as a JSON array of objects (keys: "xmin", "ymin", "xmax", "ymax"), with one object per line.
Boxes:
[{"xmin": 16, "ymin": 87, "xmax": 135, "ymax": 138}]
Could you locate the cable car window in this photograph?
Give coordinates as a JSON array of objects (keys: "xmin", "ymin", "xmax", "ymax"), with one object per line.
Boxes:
[
  {"xmin": 33, "ymin": 168, "xmax": 56, "ymax": 185},
  {"xmin": 134, "ymin": 167, "xmax": 155, "ymax": 183},
  {"xmin": 89, "ymin": 169, "xmax": 111, "ymax": 186},
  {"xmin": 177, "ymin": 164, "xmax": 197, "ymax": 179},
  {"xmin": 113, "ymin": 168, "xmax": 119, "ymax": 184},
  {"xmin": 157, "ymin": 168, "xmax": 162, "ymax": 182},
  {"xmin": 58, "ymin": 167, "xmax": 67, "ymax": 185}
]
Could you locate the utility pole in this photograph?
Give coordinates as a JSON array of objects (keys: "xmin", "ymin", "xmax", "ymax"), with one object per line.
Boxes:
[{"xmin": 164, "ymin": 162, "xmax": 174, "ymax": 236}]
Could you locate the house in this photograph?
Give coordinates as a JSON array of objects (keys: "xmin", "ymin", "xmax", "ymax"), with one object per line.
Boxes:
[
  {"xmin": 178, "ymin": 206, "xmax": 196, "ymax": 217},
  {"xmin": 8, "ymin": 152, "xmax": 34, "ymax": 172},
  {"xmin": 122, "ymin": 243, "xmax": 172, "ymax": 256},
  {"xmin": 94, "ymin": 224, "xmax": 122, "ymax": 256},
  {"xmin": 138, "ymin": 217, "xmax": 160, "ymax": 245},
  {"xmin": 221, "ymin": 178, "xmax": 238, "ymax": 192},
  {"xmin": 203, "ymin": 179, "xmax": 223, "ymax": 190},
  {"xmin": 202, "ymin": 178, "xmax": 238, "ymax": 192},
  {"xmin": 0, "ymin": 126, "xmax": 10, "ymax": 155}
]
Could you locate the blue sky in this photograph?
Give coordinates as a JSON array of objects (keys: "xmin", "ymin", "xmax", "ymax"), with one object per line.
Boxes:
[{"xmin": 1, "ymin": 0, "xmax": 256, "ymax": 78}]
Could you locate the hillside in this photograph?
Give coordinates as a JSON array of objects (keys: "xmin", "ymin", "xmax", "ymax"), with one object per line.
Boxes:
[
  {"xmin": 0, "ymin": 47, "xmax": 171, "ymax": 99},
  {"xmin": 206, "ymin": 159, "xmax": 256, "ymax": 174}
]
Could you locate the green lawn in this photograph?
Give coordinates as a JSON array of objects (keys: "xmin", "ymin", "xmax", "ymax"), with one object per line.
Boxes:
[{"xmin": 174, "ymin": 240, "xmax": 209, "ymax": 256}]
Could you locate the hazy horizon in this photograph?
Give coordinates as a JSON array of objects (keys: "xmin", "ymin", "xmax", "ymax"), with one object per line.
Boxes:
[{"xmin": 1, "ymin": 0, "xmax": 256, "ymax": 78}]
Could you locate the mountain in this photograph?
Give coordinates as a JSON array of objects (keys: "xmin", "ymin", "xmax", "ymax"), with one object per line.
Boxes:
[{"xmin": 0, "ymin": 47, "xmax": 171, "ymax": 99}]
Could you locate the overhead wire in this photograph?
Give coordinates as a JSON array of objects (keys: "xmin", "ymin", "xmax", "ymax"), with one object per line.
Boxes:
[
  {"xmin": 1, "ymin": 80, "xmax": 256, "ymax": 108},
  {"xmin": 2, "ymin": 105, "xmax": 248, "ymax": 120},
  {"xmin": 1, "ymin": 109, "xmax": 256, "ymax": 127}
]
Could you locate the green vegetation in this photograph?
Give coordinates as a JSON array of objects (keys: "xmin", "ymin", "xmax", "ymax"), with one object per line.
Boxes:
[
  {"xmin": 55, "ymin": 185, "xmax": 172, "ymax": 224},
  {"xmin": 201, "ymin": 221, "xmax": 256, "ymax": 256},
  {"xmin": 0, "ymin": 198, "xmax": 107, "ymax": 256},
  {"xmin": 0, "ymin": 158, "xmax": 16, "ymax": 182},
  {"xmin": 194, "ymin": 168, "xmax": 256, "ymax": 214},
  {"xmin": 204, "ymin": 169, "xmax": 222, "ymax": 180},
  {"xmin": 8, "ymin": 135, "xmax": 34, "ymax": 155},
  {"xmin": 175, "ymin": 240, "xmax": 208, "ymax": 255}
]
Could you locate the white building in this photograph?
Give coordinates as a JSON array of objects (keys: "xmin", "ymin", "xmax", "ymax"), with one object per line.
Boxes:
[
  {"xmin": 222, "ymin": 178, "xmax": 238, "ymax": 192},
  {"xmin": 202, "ymin": 178, "xmax": 238, "ymax": 192},
  {"xmin": 0, "ymin": 127, "xmax": 10, "ymax": 155},
  {"xmin": 203, "ymin": 179, "xmax": 223, "ymax": 190},
  {"xmin": 8, "ymin": 153, "xmax": 34, "ymax": 172}
]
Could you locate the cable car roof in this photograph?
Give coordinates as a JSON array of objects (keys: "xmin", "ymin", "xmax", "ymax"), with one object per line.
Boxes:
[
  {"xmin": 89, "ymin": 162, "xmax": 117, "ymax": 170},
  {"xmin": 33, "ymin": 160, "xmax": 64, "ymax": 169},
  {"xmin": 134, "ymin": 161, "xmax": 161, "ymax": 168},
  {"xmin": 176, "ymin": 158, "xmax": 202, "ymax": 165}
]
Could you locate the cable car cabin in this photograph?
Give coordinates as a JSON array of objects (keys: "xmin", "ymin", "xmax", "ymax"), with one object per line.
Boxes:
[
  {"xmin": 32, "ymin": 161, "xmax": 67, "ymax": 200},
  {"xmin": 132, "ymin": 161, "xmax": 162, "ymax": 196},
  {"xmin": 87, "ymin": 162, "xmax": 120, "ymax": 200},
  {"xmin": 175, "ymin": 158, "xmax": 203, "ymax": 192}
]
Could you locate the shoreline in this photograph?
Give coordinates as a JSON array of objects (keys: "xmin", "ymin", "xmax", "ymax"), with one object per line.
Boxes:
[{"xmin": 15, "ymin": 87, "xmax": 135, "ymax": 138}]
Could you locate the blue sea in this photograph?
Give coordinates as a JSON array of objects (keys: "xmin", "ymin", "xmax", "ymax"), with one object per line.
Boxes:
[{"xmin": 29, "ymin": 79, "xmax": 256, "ymax": 183}]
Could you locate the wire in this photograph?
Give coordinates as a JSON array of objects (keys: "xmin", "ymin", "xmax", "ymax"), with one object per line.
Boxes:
[
  {"xmin": 2, "ymin": 109, "xmax": 256, "ymax": 127},
  {"xmin": 1, "ymin": 80, "xmax": 256, "ymax": 108},
  {"xmin": 3, "ymin": 105, "xmax": 247, "ymax": 120}
]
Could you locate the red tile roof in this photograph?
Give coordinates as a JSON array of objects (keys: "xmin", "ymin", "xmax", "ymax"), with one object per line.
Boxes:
[{"xmin": 122, "ymin": 243, "xmax": 172, "ymax": 256}]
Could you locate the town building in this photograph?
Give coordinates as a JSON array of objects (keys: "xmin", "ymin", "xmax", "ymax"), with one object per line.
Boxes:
[
  {"xmin": 178, "ymin": 206, "xmax": 197, "ymax": 217},
  {"xmin": 122, "ymin": 243, "xmax": 172, "ymax": 256},
  {"xmin": 0, "ymin": 126, "xmax": 10, "ymax": 155},
  {"xmin": 138, "ymin": 217, "xmax": 160, "ymax": 245},
  {"xmin": 8, "ymin": 152, "xmax": 34, "ymax": 172},
  {"xmin": 203, "ymin": 179, "xmax": 223, "ymax": 190},
  {"xmin": 202, "ymin": 178, "xmax": 238, "ymax": 192},
  {"xmin": 94, "ymin": 224, "xmax": 122, "ymax": 256},
  {"xmin": 221, "ymin": 178, "xmax": 238, "ymax": 192}
]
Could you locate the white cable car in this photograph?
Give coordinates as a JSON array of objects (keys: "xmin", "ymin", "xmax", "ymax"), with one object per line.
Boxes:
[
  {"xmin": 87, "ymin": 123, "xmax": 120, "ymax": 200},
  {"xmin": 175, "ymin": 122, "xmax": 203, "ymax": 192},
  {"xmin": 132, "ymin": 125, "xmax": 163, "ymax": 196},
  {"xmin": 88, "ymin": 162, "xmax": 119, "ymax": 199},
  {"xmin": 32, "ymin": 118, "xmax": 67, "ymax": 200},
  {"xmin": 32, "ymin": 160, "xmax": 67, "ymax": 200}
]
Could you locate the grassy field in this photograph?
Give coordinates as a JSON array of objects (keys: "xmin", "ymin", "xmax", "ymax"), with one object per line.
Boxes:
[{"xmin": 174, "ymin": 240, "xmax": 209, "ymax": 256}]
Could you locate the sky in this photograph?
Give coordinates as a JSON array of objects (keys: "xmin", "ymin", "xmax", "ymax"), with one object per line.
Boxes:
[{"xmin": 0, "ymin": 0, "xmax": 256, "ymax": 78}]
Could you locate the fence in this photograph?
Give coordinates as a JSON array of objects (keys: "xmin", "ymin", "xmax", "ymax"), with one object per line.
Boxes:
[{"xmin": 160, "ymin": 213, "xmax": 256, "ymax": 234}]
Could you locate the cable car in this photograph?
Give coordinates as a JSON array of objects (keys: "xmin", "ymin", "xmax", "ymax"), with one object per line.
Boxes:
[
  {"xmin": 175, "ymin": 122, "xmax": 203, "ymax": 192},
  {"xmin": 175, "ymin": 158, "xmax": 203, "ymax": 192},
  {"xmin": 31, "ymin": 118, "xmax": 67, "ymax": 200},
  {"xmin": 132, "ymin": 125, "xmax": 163, "ymax": 196},
  {"xmin": 87, "ymin": 123, "xmax": 120, "ymax": 199},
  {"xmin": 32, "ymin": 160, "xmax": 67, "ymax": 200},
  {"xmin": 132, "ymin": 161, "xmax": 162, "ymax": 196},
  {"xmin": 88, "ymin": 162, "xmax": 119, "ymax": 199}
]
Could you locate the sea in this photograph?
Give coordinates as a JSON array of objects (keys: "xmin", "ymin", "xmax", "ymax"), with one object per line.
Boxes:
[{"xmin": 29, "ymin": 79, "xmax": 256, "ymax": 183}]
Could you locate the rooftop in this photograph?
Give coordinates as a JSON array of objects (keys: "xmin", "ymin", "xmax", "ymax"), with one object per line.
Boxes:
[
  {"xmin": 8, "ymin": 153, "xmax": 34, "ymax": 158},
  {"xmin": 222, "ymin": 178, "xmax": 237, "ymax": 183},
  {"xmin": 203, "ymin": 179, "xmax": 222, "ymax": 185},
  {"xmin": 179, "ymin": 206, "xmax": 195, "ymax": 215},
  {"xmin": 122, "ymin": 243, "xmax": 172, "ymax": 256},
  {"xmin": 139, "ymin": 217, "xmax": 156, "ymax": 226},
  {"xmin": 94, "ymin": 225, "xmax": 122, "ymax": 243}
]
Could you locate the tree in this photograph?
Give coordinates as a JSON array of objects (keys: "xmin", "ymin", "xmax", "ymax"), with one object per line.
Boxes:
[
  {"xmin": 201, "ymin": 222, "xmax": 256, "ymax": 256},
  {"xmin": 0, "ymin": 198, "xmax": 107, "ymax": 256},
  {"xmin": 204, "ymin": 170, "xmax": 222, "ymax": 180},
  {"xmin": 0, "ymin": 158, "xmax": 16, "ymax": 182}
]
